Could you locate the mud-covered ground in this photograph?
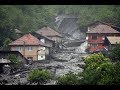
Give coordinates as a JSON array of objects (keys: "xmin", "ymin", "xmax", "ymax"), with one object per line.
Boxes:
[{"xmin": 0, "ymin": 51, "xmax": 88, "ymax": 85}]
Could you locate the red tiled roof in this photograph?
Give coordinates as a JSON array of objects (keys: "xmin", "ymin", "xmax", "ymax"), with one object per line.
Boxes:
[
  {"xmin": 9, "ymin": 33, "xmax": 50, "ymax": 47},
  {"xmin": 36, "ymin": 26, "xmax": 62, "ymax": 37},
  {"xmin": 87, "ymin": 24, "xmax": 120, "ymax": 34}
]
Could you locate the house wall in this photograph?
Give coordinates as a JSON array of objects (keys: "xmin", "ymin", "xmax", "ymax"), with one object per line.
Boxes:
[
  {"xmin": 37, "ymin": 47, "xmax": 45, "ymax": 60},
  {"xmin": 11, "ymin": 45, "xmax": 48, "ymax": 61},
  {"xmin": 87, "ymin": 33, "xmax": 119, "ymax": 52},
  {"xmin": 88, "ymin": 34, "xmax": 103, "ymax": 43}
]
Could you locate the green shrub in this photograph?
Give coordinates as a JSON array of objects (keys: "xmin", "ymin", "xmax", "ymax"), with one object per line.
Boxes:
[
  {"xmin": 110, "ymin": 44, "xmax": 120, "ymax": 62},
  {"xmin": 56, "ymin": 72, "xmax": 79, "ymax": 85},
  {"xmin": 78, "ymin": 53, "xmax": 118, "ymax": 85},
  {"xmin": 83, "ymin": 52, "xmax": 110, "ymax": 69},
  {"xmin": 7, "ymin": 54, "xmax": 21, "ymax": 72},
  {"xmin": 27, "ymin": 69, "xmax": 52, "ymax": 85}
]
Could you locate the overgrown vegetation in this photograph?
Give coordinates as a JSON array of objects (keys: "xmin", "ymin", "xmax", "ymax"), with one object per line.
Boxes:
[
  {"xmin": 7, "ymin": 54, "xmax": 21, "ymax": 72},
  {"xmin": 56, "ymin": 72, "xmax": 79, "ymax": 85},
  {"xmin": 0, "ymin": 5, "xmax": 55, "ymax": 48},
  {"xmin": 27, "ymin": 69, "xmax": 52, "ymax": 85},
  {"xmin": 47, "ymin": 5, "xmax": 120, "ymax": 29},
  {"xmin": 109, "ymin": 44, "xmax": 120, "ymax": 62},
  {"xmin": 56, "ymin": 51, "xmax": 120, "ymax": 85},
  {"xmin": 1, "ymin": 5, "xmax": 120, "ymax": 48}
]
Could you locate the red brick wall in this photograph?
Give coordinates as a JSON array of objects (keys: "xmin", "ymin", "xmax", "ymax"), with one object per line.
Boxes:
[
  {"xmin": 88, "ymin": 34, "xmax": 103, "ymax": 43},
  {"xmin": 87, "ymin": 33, "xmax": 119, "ymax": 52}
]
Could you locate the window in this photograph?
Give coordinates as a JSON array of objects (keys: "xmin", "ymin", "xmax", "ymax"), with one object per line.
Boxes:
[
  {"xmin": 92, "ymin": 44, "xmax": 97, "ymax": 48},
  {"xmin": 40, "ymin": 38, "xmax": 45, "ymax": 43},
  {"xmin": 16, "ymin": 47, "xmax": 22, "ymax": 52},
  {"xmin": 28, "ymin": 46, "xmax": 32, "ymax": 51},
  {"xmin": 92, "ymin": 34, "xmax": 97, "ymax": 40}
]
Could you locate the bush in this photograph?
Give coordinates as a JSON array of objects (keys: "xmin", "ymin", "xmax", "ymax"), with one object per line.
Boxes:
[
  {"xmin": 110, "ymin": 44, "xmax": 120, "ymax": 62},
  {"xmin": 78, "ymin": 53, "xmax": 117, "ymax": 85},
  {"xmin": 98, "ymin": 62, "xmax": 120, "ymax": 85},
  {"xmin": 27, "ymin": 69, "xmax": 52, "ymax": 85},
  {"xmin": 83, "ymin": 52, "xmax": 110, "ymax": 69},
  {"xmin": 7, "ymin": 54, "xmax": 21, "ymax": 72},
  {"xmin": 56, "ymin": 72, "xmax": 79, "ymax": 85}
]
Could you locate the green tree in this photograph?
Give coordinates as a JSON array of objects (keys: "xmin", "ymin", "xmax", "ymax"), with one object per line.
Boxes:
[
  {"xmin": 27, "ymin": 69, "xmax": 52, "ymax": 85},
  {"xmin": 56, "ymin": 72, "xmax": 79, "ymax": 85},
  {"xmin": 110, "ymin": 44, "xmax": 120, "ymax": 62},
  {"xmin": 7, "ymin": 54, "xmax": 21, "ymax": 72},
  {"xmin": 77, "ymin": 52, "xmax": 120, "ymax": 85},
  {"xmin": 0, "ymin": 5, "xmax": 55, "ymax": 47},
  {"xmin": 3, "ymin": 38, "xmax": 11, "ymax": 50}
]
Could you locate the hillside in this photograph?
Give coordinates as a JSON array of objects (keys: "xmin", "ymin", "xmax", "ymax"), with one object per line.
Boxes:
[{"xmin": 1, "ymin": 5, "xmax": 120, "ymax": 49}]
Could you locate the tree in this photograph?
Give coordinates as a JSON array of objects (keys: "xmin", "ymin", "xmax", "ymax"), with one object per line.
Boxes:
[
  {"xmin": 3, "ymin": 38, "xmax": 11, "ymax": 50},
  {"xmin": 110, "ymin": 44, "xmax": 120, "ymax": 62},
  {"xmin": 7, "ymin": 54, "xmax": 21, "ymax": 72},
  {"xmin": 76, "ymin": 53, "xmax": 110, "ymax": 85},
  {"xmin": 77, "ymin": 52, "xmax": 120, "ymax": 85},
  {"xmin": 0, "ymin": 5, "xmax": 55, "ymax": 47},
  {"xmin": 56, "ymin": 72, "xmax": 79, "ymax": 85},
  {"xmin": 27, "ymin": 69, "xmax": 52, "ymax": 85}
]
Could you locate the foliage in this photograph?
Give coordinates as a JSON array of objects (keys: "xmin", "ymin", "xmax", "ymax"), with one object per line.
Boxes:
[
  {"xmin": 83, "ymin": 52, "xmax": 110, "ymax": 68},
  {"xmin": 7, "ymin": 54, "xmax": 21, "ymax": 71},
  {"xmin": 77, "ymin": 53, "xmax": 120, "ymax": 85},
  {"xmin": 56, "ymin": 53, "xmax": 120, "ymax": 85},
  {"xmin": 110, "ymin": 44, "xmax": 120, "ymax": 62},
  {"xmin": 56, "ymin": 72, "xmax": 79, "ymax": 85},
  {"xmin": 48, "ymin": 5, "xmax": 120, "ymax": 26},
  {"xmin": 27, "ymin": 69, "xmax": 52, "ymax": 85},
  {"xmin": 0, "ymin": 5, "xmax": 55, "ymax": 48},
  {"xmin": 3, "ymin": 38, "xmax": 11, "ymax": 50},
  {"xmin": 1, "ymin": 5, "xmax": 120, "ymax": 48}
]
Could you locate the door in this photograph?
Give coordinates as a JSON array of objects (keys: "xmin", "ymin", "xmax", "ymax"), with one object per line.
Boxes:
[{"xmin": 37, "ymin": 50, "xmax": 45, "ymax": 60}]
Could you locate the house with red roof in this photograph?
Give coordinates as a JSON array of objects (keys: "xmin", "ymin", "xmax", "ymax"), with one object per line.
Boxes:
[
  {"xmin": 9, "ymin": 33, "xmax": 51, "ymax": 60},
  {"xmin": 86, "ymin": 21, "xmax": 120, "ymax": 52}
]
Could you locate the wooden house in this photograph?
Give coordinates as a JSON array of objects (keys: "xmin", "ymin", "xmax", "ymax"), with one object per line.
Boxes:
[{"xmin": 86, "ymin": 21, "xmax": 120, "ymax": 52}]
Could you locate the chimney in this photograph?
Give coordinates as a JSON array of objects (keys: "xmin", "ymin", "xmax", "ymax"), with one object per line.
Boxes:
[{"xmin": 88, "ymin": 27, "xmax": 90, "ymax": 31}]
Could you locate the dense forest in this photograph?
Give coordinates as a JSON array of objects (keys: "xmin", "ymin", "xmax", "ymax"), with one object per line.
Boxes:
[{"xmin": 1, "ymin": 5, "xmax": 120, "ymax": 49}]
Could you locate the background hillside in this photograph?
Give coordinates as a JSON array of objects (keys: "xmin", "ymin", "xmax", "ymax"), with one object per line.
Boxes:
[{"xmin": 1, "ymin": 5, "xmax": 120, "ymax": 49}]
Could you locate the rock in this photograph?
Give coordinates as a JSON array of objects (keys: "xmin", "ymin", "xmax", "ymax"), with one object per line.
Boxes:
[
  {"xmin": 20, "ymin": 78, "xmax": 28, "ymax": 85},
  {"xmin": 45, "ymin": 80, "xmax": 56, "ymax": 85}
]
